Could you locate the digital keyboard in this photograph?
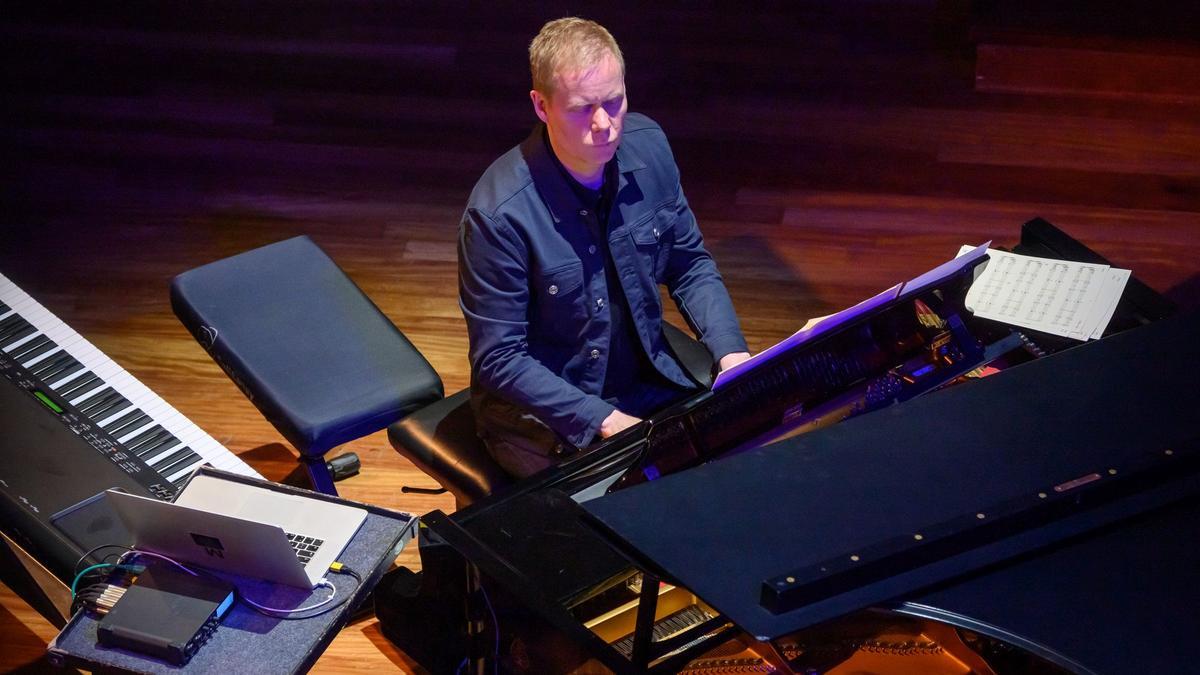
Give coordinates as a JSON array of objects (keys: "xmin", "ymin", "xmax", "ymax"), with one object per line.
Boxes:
[{"xmin": 0, "ymin": 271, "xmax": 260, "ymax": 493}]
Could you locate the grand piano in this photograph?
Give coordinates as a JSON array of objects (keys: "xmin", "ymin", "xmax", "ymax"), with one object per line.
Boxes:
[{"xmin": 376, "ymin": 218, "xmax": 1199, "ymax": 674}]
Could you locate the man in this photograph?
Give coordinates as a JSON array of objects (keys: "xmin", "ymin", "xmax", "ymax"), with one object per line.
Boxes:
[{"xmin": 459, "ymin": 17, "xmax": 750, "ymax": 478}]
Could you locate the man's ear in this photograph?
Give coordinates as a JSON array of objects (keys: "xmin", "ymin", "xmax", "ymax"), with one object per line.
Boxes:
[{"xmin": 530, "ymin": 89, "xmax": 550, "ymax": 124}]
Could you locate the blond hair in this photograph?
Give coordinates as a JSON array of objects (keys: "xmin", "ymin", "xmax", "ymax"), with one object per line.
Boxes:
[{"xmin": 529, "ymin": 17, "xmax": 625, "ymax": 96}]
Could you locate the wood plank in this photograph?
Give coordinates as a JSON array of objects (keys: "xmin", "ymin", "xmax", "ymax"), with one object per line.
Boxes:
[{"xmin": 976, "ymin": 44, "xmax": 1200, "ymax": 102}]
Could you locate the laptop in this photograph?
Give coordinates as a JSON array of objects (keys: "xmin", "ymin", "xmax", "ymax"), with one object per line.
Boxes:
[{"xmin": 106, "ymin": 475, "xmax": 367, "ymax": 589}]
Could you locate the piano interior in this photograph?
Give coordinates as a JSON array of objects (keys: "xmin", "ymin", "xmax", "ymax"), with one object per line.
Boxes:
[{"xmin": 559, "ymin": 573, "xmax": 1072, "ymax": 674}]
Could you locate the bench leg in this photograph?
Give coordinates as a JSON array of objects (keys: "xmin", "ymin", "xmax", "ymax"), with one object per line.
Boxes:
[{"xmin": 303, "ymin": 456, "xmax": 338, "ymax": 495}]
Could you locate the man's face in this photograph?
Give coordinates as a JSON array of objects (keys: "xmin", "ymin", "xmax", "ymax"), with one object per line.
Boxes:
[{"xmin": 531, "ymin": 50, "xmax": 627, "ymax": 185}]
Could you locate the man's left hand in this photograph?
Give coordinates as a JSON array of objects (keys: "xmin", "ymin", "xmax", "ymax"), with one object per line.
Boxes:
[{"xmin": 717, "ymin": 351, "xmax": 752, "ymax": 373}]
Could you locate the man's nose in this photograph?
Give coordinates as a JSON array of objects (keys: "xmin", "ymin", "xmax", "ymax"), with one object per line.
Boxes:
[{"xmin": 591, "ymin": 107, "xmax": 611, "ymax": 133}]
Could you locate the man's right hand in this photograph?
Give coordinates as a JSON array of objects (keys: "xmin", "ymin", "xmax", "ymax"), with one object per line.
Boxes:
[{"xmin": 600, "ymin": 409, "xmax": 642, "ymax": 438}]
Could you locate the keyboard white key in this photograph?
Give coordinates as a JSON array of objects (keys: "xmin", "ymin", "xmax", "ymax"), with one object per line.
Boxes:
[{"xmin": 0, "ymin": 272, "xmax": 261, "ymax": 485}]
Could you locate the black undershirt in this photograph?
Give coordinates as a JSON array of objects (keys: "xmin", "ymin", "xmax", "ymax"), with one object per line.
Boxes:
[{"xmin": 545, "ymin": 133, "xmax": 673, "ymax": 410}]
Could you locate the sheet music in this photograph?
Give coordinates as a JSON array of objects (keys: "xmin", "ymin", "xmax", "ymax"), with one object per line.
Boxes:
[{"xmin": 961, "ymin": 247, "xmax": 1130, "ymax": 340}]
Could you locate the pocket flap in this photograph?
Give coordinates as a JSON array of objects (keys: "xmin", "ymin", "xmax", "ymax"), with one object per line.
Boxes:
[
  {"xmin": 631, "ymin": 208, "xmax": 676, "ymax": 245},
  {"xmin": 538, "ymin": 260, "xmax": 584, "ymax": 298}
]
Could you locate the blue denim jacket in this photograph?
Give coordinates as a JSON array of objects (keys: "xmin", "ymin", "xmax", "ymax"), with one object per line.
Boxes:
[{"xmin": 459, "ymin": 113, "xmax": 748, "ymax": 449}]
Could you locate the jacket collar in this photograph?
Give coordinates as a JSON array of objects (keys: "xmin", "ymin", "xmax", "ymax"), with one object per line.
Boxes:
[{"xmin": 521, "ymin": 122, "xmax": 647, "ymax": 224}]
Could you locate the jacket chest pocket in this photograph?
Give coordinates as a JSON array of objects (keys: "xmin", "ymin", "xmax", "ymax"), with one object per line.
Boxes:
[
  {"xmin": 532, "ymin": 260, "xmax": 587, "ymax": 335},
  {"xmin": 630, "ymin": 207, "xmax": 676, "ymax": 283}
]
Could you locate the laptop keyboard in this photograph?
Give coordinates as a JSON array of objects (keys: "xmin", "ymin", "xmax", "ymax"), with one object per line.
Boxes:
[{"xmin": 285, "ymin": 532, "xmax": 325, "ymax": 566}]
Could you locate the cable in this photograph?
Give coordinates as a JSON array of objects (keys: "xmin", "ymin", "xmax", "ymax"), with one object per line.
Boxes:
[
  {"xmin": 240, "ymin": 579, "xmax": 338, "ymax": 616},
  {"xmin": 72, "ymin": 544, "xmax": 133, "ymax": 577},
  {"xmin": 478, "ymin": 579, "xmax": 500, "ymax": 675},
  {"xmin": 70, "ymin": 563, "xmax": 139, "ymax": 599},
  {"xmin": 119, "ymin": 550, "xmax": 199, "ymax": 577},
  {"xmin": 119, "ymin": 549, "xmax": 345, "ymax": 618},
  {"xmin": 69, "ymin": 544, "xmax": 364, "ymax": 621},
  {"xmin": 239, "ymin": 563, "xmax": 363, "ymax": 620},
  {"xmin": 70, "ymin": 548, "xmax": 195, "ymax": 610},
  {"xmin": 71, "ymin": 563, "xmax": 113, "ymax": 597}
]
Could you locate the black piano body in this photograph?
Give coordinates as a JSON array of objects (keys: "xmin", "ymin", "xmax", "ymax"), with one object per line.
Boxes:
[{"xmin": 377, "ymin": 219, "xmax": 1197, "ymax": 674}]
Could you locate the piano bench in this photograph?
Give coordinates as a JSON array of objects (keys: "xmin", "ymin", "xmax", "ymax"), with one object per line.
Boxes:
[
  {"xmin": 170, "ymin": 235, "xmax": 444, "ymax": 495},
  {"xmin": 389, "ymin": 389, "xmax": 513, "ymax": 509}
]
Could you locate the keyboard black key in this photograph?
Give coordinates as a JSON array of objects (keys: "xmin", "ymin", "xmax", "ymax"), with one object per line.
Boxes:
[
  {"xmin": 76, "ymin": 388, "xmax": 120, "ymax": 416},
  {"xmin": 0, "ymin": 301, "xmax": 10, "ymax": 314},
  {"xmin": 0, "ymin": 314, "xmax": 27, "ymax": 338},
  {"xmin": 139, "ymin": 433, "xmax": 183, "ymax": 460},
  {"xmin": 155, "ymin": 448, "xmax": 201, "ymax": 478},
  {"xmin": 29, "ymin": 345, "xmax": 69, "ymax": 372},
  {"xmin": 125, "ymin": 426, "xmax": 169, "ymax": 455},
  {"xmin": 0, "ymin": 323, "xmax": 35, "ymax": 349},
  {"xmin": 55, "ymin": 372, "xmax": 102, "ymax": 399},
  {"xmin": 145, "ymin": 443, "xmax": 187, "ymax": 467},
  {"xmin": 30, "ymin": 352, "xmax": 74, "ymax": 378},
  {"xmin": 40, "ymin": 355, "xmax": 83, "ymax": 384},
  {"xmin": 46, "ymin": 363, "xmax": 86, "ymax": 388},
  {"xmin": 103, "ymin": 410, "xmax": 151, "ymax": 437},
  {"xmin": 10, "ymin": 335, "xmax": 53, "ymax": 362},
  {"xmin": 84, "ymin": 394, "xmax": 132, "ymax": 423}
]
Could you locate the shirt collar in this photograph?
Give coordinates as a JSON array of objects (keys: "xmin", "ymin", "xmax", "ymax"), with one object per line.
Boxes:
[{"xmin": 521, "ymin": 122, "xmax": 646, "ymax": 224}]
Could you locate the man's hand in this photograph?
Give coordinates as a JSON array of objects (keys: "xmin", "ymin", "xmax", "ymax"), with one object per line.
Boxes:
[
  {"xmin": 717, "ymin": 351, "xmax": 752, "ymax": 373},
  {"xmin": 600, "ymin": 409, "xmax": 642, "ymax": 438}
]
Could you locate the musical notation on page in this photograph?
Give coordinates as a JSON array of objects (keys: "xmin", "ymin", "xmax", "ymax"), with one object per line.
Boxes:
[{"xmin": 960, "ymin": 246, "xmax": 1129, "ymax": 341}]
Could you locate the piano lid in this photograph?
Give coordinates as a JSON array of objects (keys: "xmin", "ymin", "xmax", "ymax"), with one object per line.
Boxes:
[{"xmin": 583, "ymin": 310, "xmax": 1200, "ymax": 640}]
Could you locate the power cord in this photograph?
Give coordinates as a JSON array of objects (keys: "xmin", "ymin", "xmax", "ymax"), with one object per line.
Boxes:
[
  {"xmin": 239, "ymin": 562, "xmax": 363, "ymax": 620},
  {"xmin": 240, "ymin": 578, "xmax": 339, "ymax": 617}
]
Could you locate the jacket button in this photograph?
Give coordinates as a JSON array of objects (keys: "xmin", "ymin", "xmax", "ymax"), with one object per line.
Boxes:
[
  {"xmin": 579, "ymin": 209, "xmax": 589, "ymax": 217},
  {"xmin": 652, "ymin": 227, "xmax": 660, "ymax": 238},
  {"xmin": 548, "ymin": 284, "xmax": 559, "ymax": 295},
  {"xmin": 596, "ymin": 297, "xmax": 605, "ymax": 308},
  {"xmin": 590, "ymin": 349, "xmax": 600, "ymax": 359},
  {"xmin": 588, "ymin": 245, "xmax": 597, "ymax": 254}
]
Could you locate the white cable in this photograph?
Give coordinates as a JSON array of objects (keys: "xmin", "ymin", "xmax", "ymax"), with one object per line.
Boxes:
[{"xmin": 239, "ymin": 579, "xmax": 337, "ymax": 615}]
